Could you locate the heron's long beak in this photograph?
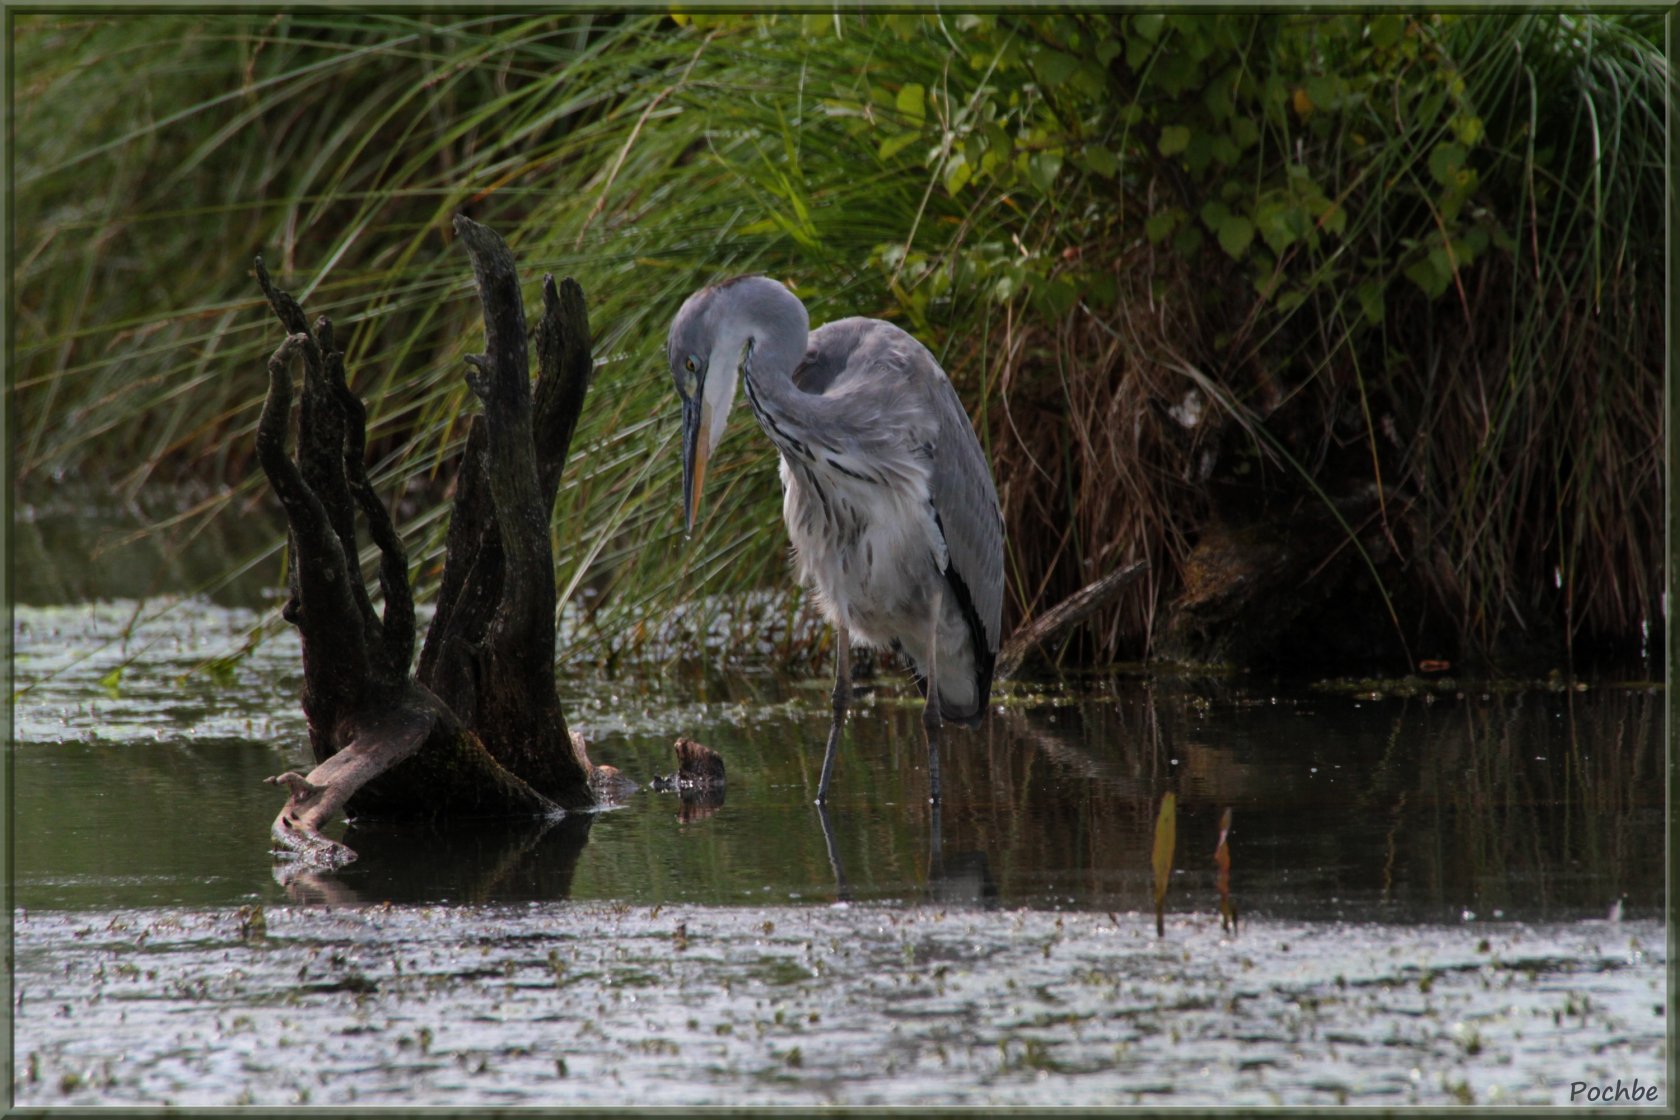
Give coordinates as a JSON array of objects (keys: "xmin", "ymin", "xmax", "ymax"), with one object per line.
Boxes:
[{"xmin": 681, "ymin": 394, "xmax": 712, "ymax": 536}]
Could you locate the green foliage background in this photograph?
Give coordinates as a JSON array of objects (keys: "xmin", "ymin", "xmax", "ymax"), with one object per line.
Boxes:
[{"xmin": 14, "ymin": 10, "xmax": 1668, "ymax": 670}]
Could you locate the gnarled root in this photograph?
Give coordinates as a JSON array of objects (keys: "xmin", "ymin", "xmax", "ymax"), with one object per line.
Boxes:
[{"xmin": 266, "ymin": 706, "xmax": 434, "ymax": 868}]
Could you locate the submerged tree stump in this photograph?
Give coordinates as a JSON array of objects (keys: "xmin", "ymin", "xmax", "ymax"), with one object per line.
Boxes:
[{"xmin": 255, "ymin": 215, "xmax": 595, "ymax": 866}]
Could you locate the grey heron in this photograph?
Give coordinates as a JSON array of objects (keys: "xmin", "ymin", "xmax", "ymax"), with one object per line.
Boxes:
[{"xmin": 668, "ymin": 276, "xmax": 1004, "ymax": 804}]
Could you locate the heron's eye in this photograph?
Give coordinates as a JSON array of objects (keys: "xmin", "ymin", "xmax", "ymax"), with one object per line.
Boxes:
[{"xmin": 684, "ymin": 356, "xmax": 698, "ymax": 374}]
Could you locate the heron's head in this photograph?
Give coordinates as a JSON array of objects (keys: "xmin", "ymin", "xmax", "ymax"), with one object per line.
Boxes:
[
  {"xmin": 669, "ymin": 287, "xmax": 736, "ymax": 535},
  {"xmin": 668, "ymin": 277, "xmax": 807, "ymax": 535}
]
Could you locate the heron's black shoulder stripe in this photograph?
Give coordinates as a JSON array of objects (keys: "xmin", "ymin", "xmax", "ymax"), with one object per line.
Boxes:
[
  {"xmin": 931, "ymin": 509, "xmax": 996, "ymax": 725},
  {"xmin": 826, "ymin": 457, "xmax": 878, "ymax": 484},
  {"xmin": 796, "ymin": 460, "xmax": 834, "ymax": 526},
  {"xmin": 743, "ymin": 370, "xmax": 811, "ymax": 461}
]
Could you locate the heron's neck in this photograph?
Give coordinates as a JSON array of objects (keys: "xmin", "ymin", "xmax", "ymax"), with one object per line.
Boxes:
[
  {"xmin": 733, "ymin": 279, "xmax": 807, "ymax": 389},
  {"xmin": 730, "ymin": 279, "xmax": 812, "ymax": 434}
]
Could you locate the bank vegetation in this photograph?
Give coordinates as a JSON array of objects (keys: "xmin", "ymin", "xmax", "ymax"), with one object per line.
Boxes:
[{"xmin": 15, "ymin": 11, "xmax": 1667, "ymax": 673}]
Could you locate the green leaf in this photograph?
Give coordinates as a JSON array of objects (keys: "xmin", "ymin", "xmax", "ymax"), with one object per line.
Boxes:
[
  {"xmin": 1034, "ymin": 47, "xmax": 1079, "ymax": 87},
  {"xmin": 943, "ymin": 152, "xmax": 972, "ymax": 195},
  {"xmin": 1033, "ymin": 275, "xmax": 1079, "ymax": 316},
  {"xmin": 895, "ymin": 82, "xmax": 926, "ymax": 125},
  {"xmin": 1082, "ymin": 146, "xmax": 1119, "ymax": 178},
  {"xmin": 1027, "ymin": 150, "xmax": 1063, "ymax": 192},
  {"xmin": 1255, "ymin": 199, "xmax": 1303, "ymax": 255},
  {"xmin": 1370, "ymin": 13, "xmax": 1405, "ymax": 50},
  {"xmin": 1154, "ymin": 50, "xmax": 1200, "ymax": 96},
  {"xmin": 1217, "ymin": 214, "xmax": 1255, "ymax": 259},
  {"xmin": 1182, "ymin": 130, "xmax": 1214, "ymax": 172},
  {"xmin": 1202, "ymin": 77, "xmax": 1235, "ymax": 122},
  {"xmin": 884, "ymin": 14, "xmax": 919, "ymax": 40},
  {"xmin": 1440, "ymin": 174, "xmax": 1474, "ymax": 223},
  {"xmin": 993, "ymin": 266, "xmax": 1024, "ymax": 302},
  {"xmin": 1304, "ymin": 75, "xmax": 1341, "ymax": 113},
  {"xmin": 1169, "ymin": 13, "xmax": 1214, "ymax": 60},
  {"xmin": 1433, "ymin": 242, "xmax": 1461, "ymax": 276},
  {"xmin": 1126, "ymin": 31, "xmax": 1153, "ymax": 69},
  {"xmin": 1404, "ymin": 255, "xmax": 1451, "ymax": 299},
  {"xmin": 1145, "ymin": 209, "xmax": 1179, "ymax": 244},
  {"xmin": 877, "ymin": 131, "xmax": 920, "ymax": 162},
  {"xmin": 1133, "ymin": 12, "xmax": 1165, "ymax": 42},
  {"xmin": 1157, "ymin": 125, "xmax": 1191, "ymax": 156},
  {"xmin": 1428, "ymin": 142, "xmax": 1467, "ymax": 187},
  {"xmin": 1357, "ymin": 280, "xmax": 1386, "ymax": 324}
]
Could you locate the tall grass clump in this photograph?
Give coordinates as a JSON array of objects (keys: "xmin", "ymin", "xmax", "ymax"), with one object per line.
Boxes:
[{"xmin": 15, "ymin": 11, "xmax": 1667, "ymax": 672}]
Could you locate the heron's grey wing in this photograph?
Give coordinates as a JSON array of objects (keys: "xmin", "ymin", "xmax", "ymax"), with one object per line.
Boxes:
[
  {"xmin": 922, "ymin": 366, "xmax": 1005, "ymax": 658},
  {"xmin": 799, "ymin": 318, "xmax": 1004, "ymax": 659}
]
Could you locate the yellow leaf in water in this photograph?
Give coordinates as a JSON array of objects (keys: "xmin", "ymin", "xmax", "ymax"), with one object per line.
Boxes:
[{"xmin": 1152, "ymin": 792, "xmax": 1176, "ymax": 937}]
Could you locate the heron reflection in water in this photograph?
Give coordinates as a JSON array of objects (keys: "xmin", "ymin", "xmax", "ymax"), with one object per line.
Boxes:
[{"xmin": 668, "ymin": 276, "xmax": 1004, "ymax": 805}]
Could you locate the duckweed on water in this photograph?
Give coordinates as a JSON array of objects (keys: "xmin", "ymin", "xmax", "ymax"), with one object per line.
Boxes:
[{"xmin": 13, "ymin": 904, "xmax": 1664, "ymax": 1108}]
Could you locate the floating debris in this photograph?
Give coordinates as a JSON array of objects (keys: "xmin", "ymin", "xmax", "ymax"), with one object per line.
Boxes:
[
  {"xmin": 651, "ymin": 738, "xmax": 726, "ymax": 823},
  {"xmin": 1215, "ymin": 807, "xmax": 1237, "ymax": 934},
  {"xmin": 651, "ymin": 737, "xmax": 726, "ymax": 792}
]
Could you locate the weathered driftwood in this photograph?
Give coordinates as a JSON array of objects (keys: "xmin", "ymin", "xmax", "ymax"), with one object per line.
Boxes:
[
  {"xmin": 994, "ymin": 559, "xmax": 1151, "ymax": 677},
  {"xmin": 415, "ymin": 218, "xmax": 595, "ymax": 800},
  {"xmin": 255, "ymin": 215, "xmax": 595, "ymax": 866}
]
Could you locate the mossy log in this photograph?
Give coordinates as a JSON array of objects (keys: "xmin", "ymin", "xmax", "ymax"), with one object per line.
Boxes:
[{"xmin": 254, "ymin": 215, "xmax": 595, "ymax": 866}]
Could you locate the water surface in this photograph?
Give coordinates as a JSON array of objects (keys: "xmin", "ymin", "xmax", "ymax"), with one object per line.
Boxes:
[
  {"xmin": 9, "ymin": 496, "xmax": 1669, "ymax": 1106},
  {"xmin": 13, "ymin": 593, "xmax": 1663, "ymax": 922}
]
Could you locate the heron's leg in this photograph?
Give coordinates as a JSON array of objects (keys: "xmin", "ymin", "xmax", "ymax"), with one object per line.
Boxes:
[
  {"xmin": 927, "ymin": 794, "xmax": 944, "ymax": 883},
  {"xmin": 923, "ymin": 588, "xmax": 944, "ymax": 805},
  {"xmin": 816, "ymin": 625, "xmax": 850, "ymax": 804},
  {"xmin": 815, "ymin": 800, "xmax": 850, "ymax": 901}
]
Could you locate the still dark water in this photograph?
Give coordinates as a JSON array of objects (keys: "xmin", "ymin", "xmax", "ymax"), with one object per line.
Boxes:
[
  {"xmin": 15, "ymin": 593, "xmax": 1668, "ymax": 923},
  {"xmin": 9, "ymin": 495, "xmax": 1669, "ymax": 1106}
]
